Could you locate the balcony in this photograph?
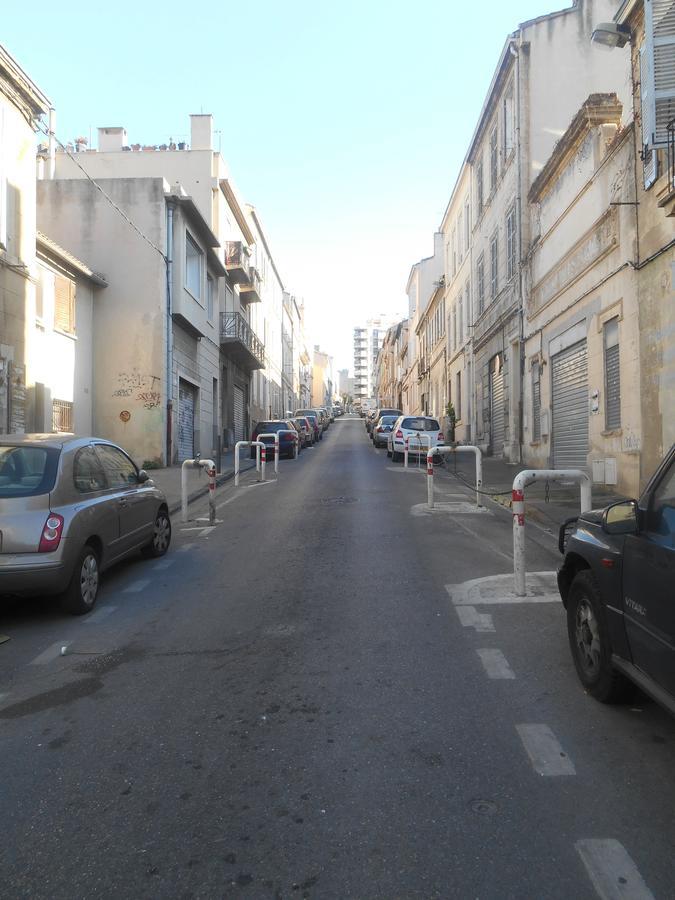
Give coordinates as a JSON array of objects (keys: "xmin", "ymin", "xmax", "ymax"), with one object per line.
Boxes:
[
  {"xmin": 224, "ymin": 241, "xmax": 252, "ymax": 285},
  {"xmin": 239, "ymin": 265, "xmax": 262, "ymax": 303},
  {"xmin": 220, "ymin": 312, "xmax": 265, "ymax": 371},
  {"xmin": 657, "ymin": 118, "xmax": 675, "ymax": 217}
]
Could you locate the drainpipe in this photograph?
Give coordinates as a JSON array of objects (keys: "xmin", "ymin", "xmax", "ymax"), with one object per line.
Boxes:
[{"xmin": 166, "ymin": 201, "xmax": 175, "ymax": 466}]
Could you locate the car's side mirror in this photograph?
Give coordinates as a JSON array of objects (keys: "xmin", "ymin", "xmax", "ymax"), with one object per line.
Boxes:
[
  {"xmin": 603, "ymin": 499, "xmax": 638, "ymax": 535},
  {"xmin": 137, "ymin": 469, "xmax": 150, "ymax": 484}
]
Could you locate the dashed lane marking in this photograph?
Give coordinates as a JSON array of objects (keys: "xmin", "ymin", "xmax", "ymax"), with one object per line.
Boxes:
[
  {"xmin": 575, "ymin": 839, "xmax": 655, "ymax": 900},
  {"xmin": 82, "ymin": 605, "xmax": 118, "ymax": 624},
  {"xmin": 123, "ymin": 579, "xmax": 150, "ymax": 594},
  {"xmin": 477, "ymin": 648, "xmax": 515, "ymax": 679},
  {"xmin": 29, "ymin": 642, "xmax": 70, "ymax": 665},
  {"xmin": 455, "ymin": 606, "xmax": 495, "ymax": 633},
  {"xmin": 516, "ymin": 724, "xmax": 576, "ymax": 776}
]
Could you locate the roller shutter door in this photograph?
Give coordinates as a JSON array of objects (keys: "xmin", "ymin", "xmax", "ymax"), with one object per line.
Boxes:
[
  {"xmin": 490, "ymin": 357, "xmax": 505, "ymax": 455},
  {"xmin": 178, "ymin": 380, "xmax": 196, "ymax": 461},
  {"xmin": 552, "ymin": 340, "xmax": 588, "ymax": 469},
  {"xmin": 233, "ymin": 385, "xmax": 246, "ymax": 443}
]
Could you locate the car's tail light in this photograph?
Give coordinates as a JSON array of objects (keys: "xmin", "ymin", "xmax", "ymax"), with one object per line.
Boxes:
[
  {"xmin": 39, "ymin": 513, "xmax": 64, "ymax": 553},
  {"xmin": 438, "ymin": 432, "xmax": 444, "ymax": 441},
  {"xmin": 376, "ymin": 426, "xmax": 382, "ymax": 432},
  {"xmin": 395, "ymin": 429, "xmax": 403, "ymax": 438}
]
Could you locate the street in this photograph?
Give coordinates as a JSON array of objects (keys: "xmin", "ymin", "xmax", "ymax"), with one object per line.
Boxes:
[{"xmin": 1, "ymin": 416, "xmax": 673, "ymax": 899}]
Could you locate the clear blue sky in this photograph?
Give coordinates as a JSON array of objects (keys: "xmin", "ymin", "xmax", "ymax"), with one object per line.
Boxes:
[{"xmin": 4, "ymin": 0, "xmax": 569, "ymax": 371}]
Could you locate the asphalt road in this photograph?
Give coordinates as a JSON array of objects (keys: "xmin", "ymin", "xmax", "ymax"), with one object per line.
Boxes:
[{"xmin": 1, "ymin": 416, "xmax": 674, "ymax": 899}]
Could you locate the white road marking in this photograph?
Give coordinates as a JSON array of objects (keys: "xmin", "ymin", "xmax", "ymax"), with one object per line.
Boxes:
[
  {"xmin": 216, "ymin": 495, "xmax": 241, "ymax": 510},
  {"xmin": 447, "ymin": 572, "xmax": 559, "ymax": 605},
  {"xmin": 246, "ymin": 480, "xmax": 275, "ymax": 489},
  {"xmin": 123, "ymin": 579, "xmax": 150, "ymax": 594},
  {"xmin": 152, "ymin": 558, "xmax": 175, "ymax": 571},
  {"xmin": 516, "ymin": 724, "xmax": 576, "ymax": 776},
  {"xmin": 575, "ymin": 839, "xmax": 654, "ymax": 900},
  {"xmin": 455, "ymin": 605, "xmax": 495, "ymax": 632},
  {"xmin": 411, "ymin": 501, "xmax": 493, "ymax": 517},
  {"xmin": 29, "ymin": 641, "xmax": 70, "ymax": 665},
  {"xmin": 199, "ymin": 526, "xmax": 218, "ymax": 537},
  {"xmin": 82, "ymin": 605, "xmax": 118, "ymax": 624},
  {"xmin": 477, "ymin": 648, "xmax": 515, "ymax": 679},
  {"xmin": 180, "ymin": 526, "xmax": 211, "ymax": 532},
  {"xmin": 177, "ymin": 542, "xmax": 197, "ymax": 552}
]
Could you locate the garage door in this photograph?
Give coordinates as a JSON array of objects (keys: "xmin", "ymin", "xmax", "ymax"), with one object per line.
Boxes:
[
  {"xmin": 552, "ymin": 340, "xmax": 588, "ymax": 469},
  {"xmin": 490, "ymin": 355, "xmax": 505, "ymax": 455},
  {"xmin": 233, "ymin": 385, "xmax": 246, "ymax": 444},
  {"xmin": 178, "ymin": 380, "xmax": 196, "ymax": 461}
]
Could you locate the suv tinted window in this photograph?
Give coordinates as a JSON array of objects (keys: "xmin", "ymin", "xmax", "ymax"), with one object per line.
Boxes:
[
  {"xmin": 257, "ymin": 422, "xmax": 290, "ymax": 434},
  {"xmin": 0, "ymin": 446, "xmax": 59, "ymax": 497},
  {"xmin": 73, "ymin": 446, "xmax": 108, "ymax": 493},
  {"xmin": 95, "ymin": 444, "xmax": 138, "ymax": 488}
]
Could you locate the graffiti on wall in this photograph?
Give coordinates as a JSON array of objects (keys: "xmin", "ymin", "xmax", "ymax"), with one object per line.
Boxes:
[{"xmin": 112, "ymin": 371, "xmax": 162, "ymax": 411}]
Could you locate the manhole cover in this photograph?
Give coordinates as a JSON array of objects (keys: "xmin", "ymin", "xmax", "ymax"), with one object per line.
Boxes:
[
  {"xmin": 321, "ymin": 497, "xmax": 358, "ymax": 504},
  {"xmin": 470, "ymin": 799, "xmax": 498, "ymax": 816}
]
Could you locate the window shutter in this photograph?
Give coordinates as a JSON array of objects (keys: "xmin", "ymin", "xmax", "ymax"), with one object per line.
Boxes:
[
  {"xmin": 54, "ymin": 275, "xmax": 75, "ymax": 333},
  {"xmin": 645, "ymin": 0, "xmax": 675, "ymax": 148}
]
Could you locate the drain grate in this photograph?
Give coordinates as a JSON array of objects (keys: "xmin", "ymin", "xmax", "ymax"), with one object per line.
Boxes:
[{"xmin": 321, "ymin": 496, "xmax": 358, "ymax": 505}]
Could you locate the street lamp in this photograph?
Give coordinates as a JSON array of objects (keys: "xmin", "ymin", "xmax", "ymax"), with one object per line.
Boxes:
[{"xmin": 591, "ymin": 22, "xmax": 630, "ymax": 48}]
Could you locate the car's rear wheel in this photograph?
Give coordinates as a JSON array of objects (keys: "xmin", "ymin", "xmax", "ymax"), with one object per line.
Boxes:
[
  {"xmin": 141, "ymin": 508, "xmax": 172, "ymax": 559},
  {"xmin": 61, "ymin": 544, "xmax": 100, "ymax": 615},
  {"xmin": 566, "ymin": 570, "xmax": 629, "ymax": 703},
  {"xmin": 392, "ymin": 450, "xmax": 402, "ymax": 462}
]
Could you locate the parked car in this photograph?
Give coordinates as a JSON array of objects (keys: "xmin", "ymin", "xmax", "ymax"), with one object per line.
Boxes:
[
  {"xmin": 557, "ymin": 443, "xmax": 675, "ymax": 713},
  {"xmin": 295, "ymin": 410, "xmax": 323, "ymax": 441},
  {"xmin": 250, "ymin": 420, "xmax": 300, "ymax": 459},
  {"xmin": 0, "ymin": 435, "xmax": 171, "ymax": 615},
  {"xmin": 318, "ymin": 408, "xmax": 330, "ymax": 430},
  {"xmin": 368, "ymin": 408, "xmax": 402, "ymax": 437},
  {"xmin": 293, "ymin": 417, "xmax": 314, "ymax": 448},
  {"xmin": 372, "ymin": 415, "xmax": 398, "ymax": 448},
  {"xmin": 387, "ymin": 416, "xmax": 445, "ymax": 462}
]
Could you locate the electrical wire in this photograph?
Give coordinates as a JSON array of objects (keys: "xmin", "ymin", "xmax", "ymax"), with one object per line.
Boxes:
[{"xmin": 35, "ymin": 121, "xmax": 167, "ymax": 263}]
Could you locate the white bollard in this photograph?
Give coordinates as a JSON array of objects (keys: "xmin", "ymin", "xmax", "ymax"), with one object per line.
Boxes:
[
  {"xmin": 511, "ymin": 468, "xmax": 592, "ymax": 597},
  {"xmin": 427, "ymin": 449, "xmax": 435, "ymax": 508},
  {"xmin": 181, "ymin": 457, "xmax": 216, "ymax": 523},
  {"xmin": 257, "ymin": 433, "xmax": 280, "ymax": 474},
  {"xmin": 425, "ymin": 445, "xmax": 483, "ymax": 509},
  {"xmin": 234, "ymin": 441, "xmax": 264, "ymax": 487}
]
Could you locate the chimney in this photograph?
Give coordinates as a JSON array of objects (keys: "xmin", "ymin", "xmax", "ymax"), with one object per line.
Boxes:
[
  {"xmin": 190, "ymin": 114, "xmax": 213, "ymax": 151},
  {"xmin": 98, "ymin": 127, "xmax": 127, "ymax": 151}
]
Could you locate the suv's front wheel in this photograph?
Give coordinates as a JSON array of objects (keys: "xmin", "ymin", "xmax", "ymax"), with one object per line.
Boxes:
[{"xmin": 566, "ymin": 570, "xmax": 628, "ymax": 703}]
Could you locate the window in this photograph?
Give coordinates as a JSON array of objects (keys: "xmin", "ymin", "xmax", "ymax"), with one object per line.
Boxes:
[
  {"xmin": 532, "ymin": 362, "xmax": 541, "ymax": 441},
  {"xmin": 489, "ymin": 125, "xmax": 498, "ymax": 192},
  {"xmin": 503, "ymin": 83, "xmax": 515, "ymax": 158},
  {"xmin": 73, "ymin": 446, "xmax": 107, "ymax": 493},
  {"xmin": 451, "ymin": 228, "xmax": 457, "ymax": 276},
  {"xmin": 207, "ymin": 274, "xmax": 214, "ymax": 321},
  {"xmin": 604, "ymin": 318, "xmax": 621, "ymax": 430},
  {"xmin": 185, "ymin": 232, "xmax": 202, "ymax": 299},
  {"xmin": 452, "ymin": 307, "xmax": 457, "ymax": 351},
  {"xmin": 476, "ymin": 158, "xmax": 484, "ymax": 217},
  {"xmin": 464, "ymin": 199, "xmax": 470, "ymax": 249},
  {"xmin": 456, "ymin": 371, "xmax": 462, "ymax": 420},
  {"xmin": 490, "ymin": 233, "xmax": 498, "ymax": 299},
  {"xmin": 0, "ymin": 445, "xmax": 58, "ymax": 498},
  {"xmin": 94, "ymin": 444, "xmax": 138, "ymax": 488},
  {"xmin": 458, "ymin": 294, "xmax": 463, "ymax": 343},
  {"xmin": 54, "ymin": 274, "xmax": 75, "ymax": 334},
  {"xmin": 52, "ymin": 399, "xmax": 73, "ymax": 433},
  {"xmin": 458, "ymin": 213, "xmax": 463, "ymax": 263},
  {"xmin": 477, "ymin": 254, "xmax": 485, "ymax": 314},
  {"xmin": 464, "ymin": 282, "xmax": 471, "ymax": 340},
  {"xmin": 506, "ymin": 206, "xmax": 517, "ymax": 282}
]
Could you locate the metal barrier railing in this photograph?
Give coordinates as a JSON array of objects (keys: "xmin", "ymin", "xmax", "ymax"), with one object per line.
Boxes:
[
  {"xmin": 234, "ymin": 441, "xmax": 266, "ymax": 486},
  {"xmin": 404, "ymin": 434, "xmax": 432, "ymax": 468},
  {"xmin": 181, "ymin": 457, "xmax": 216, "ymax": 524},
  {"xmin": 426, "ymin": 446, "xmax": 483, "ymax": 508}
]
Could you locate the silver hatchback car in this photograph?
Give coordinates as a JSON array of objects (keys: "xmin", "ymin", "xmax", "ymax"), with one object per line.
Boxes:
[{"xmin": 0, "ymin": 435, "xmax": 171, "ymax": 615}]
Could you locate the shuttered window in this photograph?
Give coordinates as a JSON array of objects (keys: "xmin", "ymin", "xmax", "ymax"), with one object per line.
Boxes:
[
  {"xmin": 489, "ymin": 125, "xmax": 498, "ymax": 192},
  {"xmin": 456, "ymin": 371, "xmax": 462, "ymax": 420},
  {"xmin": 476, "ymin": 159, "xmax": 484, "ymax": 217},
  {"xmin": 477, "ymin": 254, "xmax": 485, "ymax": 314},
  {"xmin": 490, "ymin": 233, "xmax": 498, "ymax": 299},
  {"xmin": 644, "ymin": 0, "xmax": 675, "ymax": 149},
  {"xmin": 604, "ymin": 319, "xmax": 621, "ymax": 430},
  {"xmin": 532, "ymin": 361, "xmax": 541, "ymax": 441},
  {"xmin": 506, "ymin": 206, "xmax": 517, "ymax": 281},
  {"xmin": 54, "ymin": 274, "xmax": 75, "ymax": 334}
]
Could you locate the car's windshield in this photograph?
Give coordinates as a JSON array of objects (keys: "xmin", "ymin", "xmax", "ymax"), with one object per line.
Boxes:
[
  {"xmin": 401, "ymin": 418, "xmax": 440, "ymax": 431},
  {"xmin": 0, "ymin": 446, "xmax": 60, "ymax": 498}
]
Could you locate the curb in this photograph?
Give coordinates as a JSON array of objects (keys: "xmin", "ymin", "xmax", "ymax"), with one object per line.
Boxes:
[{"xmin": 166, "ymin": 462, "xmax": 256, "ymax": 516}]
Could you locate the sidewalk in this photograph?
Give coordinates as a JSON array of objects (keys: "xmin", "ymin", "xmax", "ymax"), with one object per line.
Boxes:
[
  {"xmin": 145, "ymin": 447, "xmax": 257, "ymax": 514},
  {"xmin": 437, "ymin": 452, "xmax": 627, "ymax": 531}
]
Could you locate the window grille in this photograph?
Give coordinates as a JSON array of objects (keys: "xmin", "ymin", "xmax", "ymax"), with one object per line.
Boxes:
[
  {"xmin": 52, "ymin": 399, "xmax": 73, "ymax": 433},
  {"xmin": 604, "ymin": 319, "xmax": 621, "ymax": 430}
]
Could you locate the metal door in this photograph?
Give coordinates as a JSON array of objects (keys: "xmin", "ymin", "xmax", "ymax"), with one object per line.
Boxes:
[
  {"xmin": 178, "ymin": 380, "xmax": 196, "ymax": 461},
  {"xmin": 490, "ymin": 355, "xmax": 505, "ymax": 455},
  {"xmin": 551, "ymin": 340, "xmax": 588, "ymax": 469},
  {"xmin": 233, "ymin": 385, "xmax": 246, "ymax": 443}
]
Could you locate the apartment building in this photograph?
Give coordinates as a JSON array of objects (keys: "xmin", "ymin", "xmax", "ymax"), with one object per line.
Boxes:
[
  {"xmin": 0, "ymin": 46, "xmax": 50, "ymax": 433},
  {"xmin": 404, "ymin": 235, "xmax": 444, "ymax": 415},
  {"xmin": 352, "ymin": 314, "xmax": 399, "ymax": 402},
  {"xmin": 311, "ymin": 346, "xmax": 334, "ymax": 409}
]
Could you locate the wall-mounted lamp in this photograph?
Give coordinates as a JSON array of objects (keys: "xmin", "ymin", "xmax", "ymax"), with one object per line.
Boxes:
[{"xmin": 591, "ymin": 22, "xmax": 630, "ymax": 49}]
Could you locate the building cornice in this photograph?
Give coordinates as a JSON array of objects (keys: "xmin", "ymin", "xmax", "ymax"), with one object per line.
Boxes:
[
  {"xmin": 0, "ymin": 45, "xmax": 50, "ymax": 119},
  {"xmin": 36, "ymin": 232, "xmax": 107, "ymax": 286},
  {"xmin": 219, "ymin": 179, "xmax": 256, "ymax": 246}
]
